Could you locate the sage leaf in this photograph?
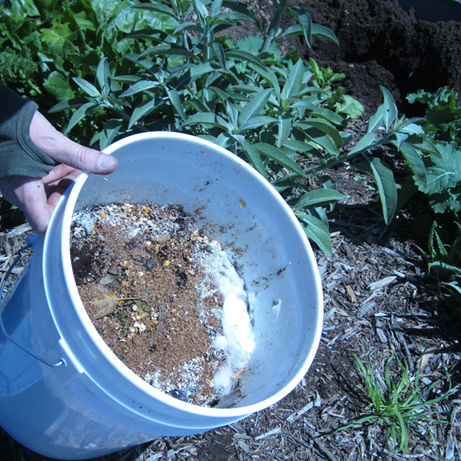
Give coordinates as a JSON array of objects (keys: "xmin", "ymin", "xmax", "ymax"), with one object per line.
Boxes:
[
  {"xmin": 72, "ymin": 77, "xmax": 101, "ymax": 98},
  {"xmin": 296, "ymin": 212, "xmax": 333, "ymax": 255},
  {"xmin": 254, "ymin": 143, "xmax": 305, "ymax": 176},
  {"xmin": 238, "ymin": 89, "xmax": 272, "ymax": 128},
  {"xmin": 295, "ymin": 189, "xmax": 346, "ymax": 211},
  {"xmin": 364, "ymin": 158, "xmax": 398, "ymax": 225}
]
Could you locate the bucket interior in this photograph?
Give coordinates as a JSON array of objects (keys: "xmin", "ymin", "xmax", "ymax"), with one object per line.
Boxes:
[{"xmin": 54, "ymin": 132, "xmax": 323, "ymax": 413}]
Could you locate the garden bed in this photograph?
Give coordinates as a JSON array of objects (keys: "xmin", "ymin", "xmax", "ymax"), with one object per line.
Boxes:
[{"xmin": 0, "ymin": 0, "xmax": 460, "ymax": 459}]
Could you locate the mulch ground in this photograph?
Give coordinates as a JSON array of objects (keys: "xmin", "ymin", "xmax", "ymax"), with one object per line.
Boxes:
[{"xmin": 0, "ymin": 161, "xmax": 459, "ymax": 459}]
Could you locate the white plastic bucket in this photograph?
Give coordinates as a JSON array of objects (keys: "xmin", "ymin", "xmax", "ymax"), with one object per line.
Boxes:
[{"xmin": 0, "ymin": 132, "xmax": 323, "ymax": 460}]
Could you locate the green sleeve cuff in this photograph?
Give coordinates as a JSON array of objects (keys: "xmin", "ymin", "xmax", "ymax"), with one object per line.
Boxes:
[{"xmin": 0, "ymin": 84, "xmax": 57, "ymax": 178}]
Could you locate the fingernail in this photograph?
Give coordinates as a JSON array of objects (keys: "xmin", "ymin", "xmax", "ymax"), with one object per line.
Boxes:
[{"xmin": 97, "ymin": 154, "xmax": 117, "ymax": 172}]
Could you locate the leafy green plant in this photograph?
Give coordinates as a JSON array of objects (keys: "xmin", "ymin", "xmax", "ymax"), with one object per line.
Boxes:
[
  {"xmin": 39, "ymin": 0, "xmax": 366, "ymax": 254},
  {"xmin": 0, "ymin": 0, "xmax": 168, "ymax": 109},
  {"xmin": 341, "ymin": 354, "xmax": 453, "ymax": 453},
  {"xmin": 347, "ymin": 86, "xmax": 461, "ymax": 309},
  {"xmin": 406, "ymin": 87, "xmax": 461, "ymax": 147}
]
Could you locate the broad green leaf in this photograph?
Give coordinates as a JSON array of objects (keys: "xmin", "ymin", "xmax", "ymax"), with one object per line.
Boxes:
[
  {"xmin": 399, "ymin": 122, "xmax": 425, "ymax": 136},
  {"xmin": 367, "ymin": 86, "xmax": 398, "ymax": 133},
  {"xmin": 66, "ymin": 102, "xmax": 97, "ymax": 133},
  {"xmin": 240, "ymin": 115, "xmax": 276, "ymax": 131},
  {"xmin": 226, "ymin": 49, "xmax": 266, "ymax": 70},
  {"xmin": 95, "ymin": 119, "xmax": 122, "ymax": 150},
  {"xmin": 248, "ymin": 63, "xmax": 280, "ymax": 95},
  {"xmin": 298, "ymin": 125, "xmax": 340, "ymax": 157},
  {"xmin": 295, "ymin": 189, "xmax": 346, "ymax": 210},
  {"xmin": 381, "ymin": 86, "xmax": 398, "ymax": 130},
  {"xmin": 307, "ymin": 104, "xmax": 344, "ymax": 126},
  {"xmin": 364, "ymin": 157, "xmax": 398, "ymax": 225},
  {"xmin": 298, "ymin": 118, "xmax": 344, "ymax": 147},
  {"xmin": 277, "ymin": 118, "xmax": 292, "ymax": 147},
  {"xmin": 291, "ymin": 100, "xmax": 343, "ymax": 125},
  {"xmin": 173, "ymin": 22, "xmax": 201, "ymax": 34},
  {"xmin": 254, "ymin": 142, "xmax": 305, "ymax": 176},
  {"xmin": 96, "ymin": 58, "xmax": 110, "ymax": 97},
  {"xmin": 128, "ymin": 98, "xmax": 156, "ymax": 129},
  {"xmin": 210, "ymin": 0, "xmax": 224, "ymax": 16},
  {"xmin": 311, "ymin": 23, "xmax": 339, "ymax": 46},
  {"xmin": 143, "ymin": 44, "xmax": 194, "ymax": 58},
  {"xmin": 398, "ymin": 142, "xmax": 427, "ymax": 191},
  {"xmin": 72, "ymin": 10, "xmax": 94, "ymax": 32},
  {"xmin": 210, "ymin": 86, "xmax": 231, "ymax": 102},
  {"xmin": 281, "ymin": 59, "xmax": 304, "ymax": 102},
  {"xmin": 166, "ymin": 88, "xmax": 185, "ymax": 121},
  {"xmin": 283, "ymin": 139, "xmax": 314, "ymax": 154},
  {"xmin": 225, "ymin": 101, "xmax": 239, "ymax": 128},
  {"xmin": 72, "ymin": 77, "xmax": 101, "ymax": 98},
  {"xmin": 280, "ymin": 24, "xmax": 304, "ymax": 39},
  {"xmin": 425, "ymin": 143, "xmax": 461, "ymax": 194},
  {"xmin": 238, "ymin": 88, "xmax": 272, "ymax": 128},
  {"xmin": 347, "ymin": 132, "xmax": 378, "ymax": 156},
  {"xmin": 41, "ymin": 22, "xmax": 72, "ymax": 46},
  {"xmin": 392, "ymin": 132, "xmax": 409, "ymax": 150},
  {"xmin": 184, "ymin": 112, "xmax": 229, "ymax": 131},
  {"xmin": 43, "ymin": 71, "xmax": 75, "ymax": 100},
  {"xmin": 219, "ymin": 11, "xmax": 255, "ymax": 24},
  {"xmin": 190, "ymin": 63, "xmax": 215, "ymax": 79},
  {"xmin": 132, "ymin": 3, "xmax": 175, "ymax": 16},
  {"xmin": 212, "ymin": 41, "xmax": 227, "ymax": 69},
  {"xmin": 119, "ymin": 80, "xmax": 157, "ymax": 98},
  {"xmin": 287, "ymin": 6, "xmax": 312, "ymax": 48},
  {"xmin": 244, "ymin": 143, "xmax": 267, "ymax": 177},
  {"xmin": 264, "ymin": 0, "xmax": 288, "ymax": 44},
  {"xmin": 335, "ymin": 95, "xmax": 364, "ymax": 119},
  {"xmin": 367, "ymin": 104, "xmax": 386, "ymax": 134},
  {"xmin": 222, "ymin": 0, "xmax": 257, "ymax": 22},
  {"xmin": 192, "ymin": 0, "xmax": 208, "ymax": 23},
  {"xmin": 296, "ymin": 212, "xmax": 332, "ymax": 255}
]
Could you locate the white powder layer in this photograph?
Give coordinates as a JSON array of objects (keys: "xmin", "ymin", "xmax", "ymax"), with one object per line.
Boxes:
[{"xmin": 201, "ymin": 241, "xmax": 255, "ymax": 396}]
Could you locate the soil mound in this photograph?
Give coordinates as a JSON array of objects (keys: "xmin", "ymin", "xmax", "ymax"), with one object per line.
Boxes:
[{"xmin": 297, "ymin": 0, "xmax": 461, "ymax": 116}]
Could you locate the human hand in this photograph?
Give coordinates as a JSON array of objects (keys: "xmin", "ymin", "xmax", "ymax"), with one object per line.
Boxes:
[{"xmin": 0, "ymin": 111, "xmax": 117, "ymax": 232}]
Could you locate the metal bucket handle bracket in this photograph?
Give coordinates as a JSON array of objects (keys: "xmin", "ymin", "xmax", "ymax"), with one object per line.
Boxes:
[{"xmin": 0, "ymin": 236, "xmax": 64, "ymax": 368}]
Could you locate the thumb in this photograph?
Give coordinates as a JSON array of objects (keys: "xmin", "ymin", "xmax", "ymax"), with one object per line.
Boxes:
[{"xmin": 29, "ymin": 111, "xmax": 118, "ymax": 174}]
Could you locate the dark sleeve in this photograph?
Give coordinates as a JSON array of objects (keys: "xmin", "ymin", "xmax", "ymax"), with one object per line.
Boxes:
[{"xmin": 0, "ymin": 83, "xmax": 57, "ymax": 178}]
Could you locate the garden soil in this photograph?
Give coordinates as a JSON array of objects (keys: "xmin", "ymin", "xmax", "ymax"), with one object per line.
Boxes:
[
  {"xmin": 1, "ymin": 0, "xmax": 460, "ymax": 459},
  {"xmin": 299, "ymin": 0, "xmax": 461, "ymax": 117}
]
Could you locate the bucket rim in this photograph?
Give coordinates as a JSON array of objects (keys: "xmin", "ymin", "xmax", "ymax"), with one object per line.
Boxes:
[{"xmin": 46, "ymin": 131, "xmax": 323, "ymax": 418}]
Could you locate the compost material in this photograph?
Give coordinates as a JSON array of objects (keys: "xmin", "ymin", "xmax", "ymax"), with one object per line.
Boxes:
[{"xmin": 70, "ymin": 202, "xmax": 251, "ymax": 406}]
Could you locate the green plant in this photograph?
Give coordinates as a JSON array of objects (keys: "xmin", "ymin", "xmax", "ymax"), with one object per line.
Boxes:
[
  {"xmin": 37, "ymin": 0, "xmax": 366, "ymax": 254},
  {"xmin": 346, "ymin": 86, "xmax": 461, "ymax": 309},
  {"xmin": 406, "ymin": 87, "xmax": 461, "ymax": 147},
  {"xmin": 0, "ymin": 0, "xmax": 168, "ymax": 109},
  {"xmin": 341, "ymin": 354, "xmax": 453, "ymax": 453}
]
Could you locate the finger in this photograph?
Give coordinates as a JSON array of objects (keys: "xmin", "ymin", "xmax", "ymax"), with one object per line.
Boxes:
[
  {"xmin": 47, "ymin": 187, "xmax": 67, "ymax": 210},
  {"xmin": 0, "ymin": 176, "xmax": 52, "ymax": 233},
  {"xmin": 29, "ymin": 112, "xmax": 118, "ymax": 175},
  {"xmin": 42, "ymin": 164, "xmax": 81, "ymax": 184},
  {"xmin": 20, "ymin": 179, "xmax": 52, "ymax": 233},
  {"xmin": 43, "ymin": 177, "xmax": 75, "ymax": 200}
]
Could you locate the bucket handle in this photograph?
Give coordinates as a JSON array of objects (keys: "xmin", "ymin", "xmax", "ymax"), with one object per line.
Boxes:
[{"xmin": 0, "ymin": 238, "xmax": 64, "ymax": 368}]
